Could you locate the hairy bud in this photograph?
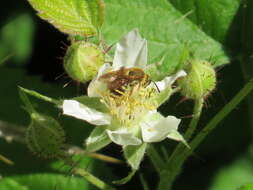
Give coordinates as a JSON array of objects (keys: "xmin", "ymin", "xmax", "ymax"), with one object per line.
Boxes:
[
  {"xmin": 64, "ymin": 42, "xmax": 104, "ymax": 83},
  {"xmin": 26, "ymin": 113, "xmax": 65, "ymax": 158},
  {"xmin": 178, "ymin": 60, "xmax": 216, "ymax": 99}
]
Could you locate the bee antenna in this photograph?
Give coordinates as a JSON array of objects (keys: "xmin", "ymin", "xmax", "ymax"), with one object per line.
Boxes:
[{"xmin": 152, "ymin": 81, "xmax": 160, "ymax": 93}]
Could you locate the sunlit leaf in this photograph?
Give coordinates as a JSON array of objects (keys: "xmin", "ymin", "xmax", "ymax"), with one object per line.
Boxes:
[
  {"xmin": 27, "ymin": 0, "xmax": 105, "ymax": 36},
  {"xmin": 0, "ymin": 14, "xmax": 34, "ymax": 66}
]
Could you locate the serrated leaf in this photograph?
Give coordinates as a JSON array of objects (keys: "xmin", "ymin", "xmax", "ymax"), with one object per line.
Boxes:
[
  {"xmin": 27, "ymin": 0, "xmax": 105, "ymax": 36},
  {"xmin": 85, "ymin": 126, "xmax": 111, "ymax": 152},
  {"xmin": 123, "ymin": 143, "xmax": 147, "ymax": 170},
  {"xmin": 103, "ymin": 0, "xmax": 229, "ymax": 78}
]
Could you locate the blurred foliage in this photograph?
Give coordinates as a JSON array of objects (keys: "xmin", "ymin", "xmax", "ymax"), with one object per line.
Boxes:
[
  {"xmin": 0, "ymin": 0, "xmax": 253, "ymax": 190},
  {"xmin": 239, "ymin": 183, "xmax": 253, "ymax": 190},
  {"xmin": 0, "ymin": 174, "xmax": 90, "ymax": 190},
  {"xmin": 0, "ymin": 14, "xmax": 34, "ymax": 66},
  {"xmin": 209, "ymin": 153, "xmax": 253, "ymax": 190}
]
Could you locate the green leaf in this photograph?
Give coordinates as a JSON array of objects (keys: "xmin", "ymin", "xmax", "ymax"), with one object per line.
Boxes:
[
  {"xmin": 168, "ymin": 0, "xmax": 241, "ymax": 42},
  {"xmin": 0, "ymin": 14, "xmax": 34, "ymax": 66},
  {"xmin": 123, "ymin": 143, "xmax": 147, "ymax": 170},
  {"xmin": 0, "ymin": 179, "xmax": 28, "ymax": 190},
  {"xmin": 85, "ymin": 126, "xmax": 111, "ymax": 152},
  {"xmin": 27, "ymin": 0, "xmax": 105, "ymax": 36},
  {"xmin": 239, "ymin": 183, "xmax": 253, "ymax": 190},
  {"xmin": 103, "ymin": 0, "xmax": 229, "ymax": 78},
  {"xmin": 8, "ymin": 173, "xmax": 90, "ymax": 190},
  {"xmin": 209, "ymin": 154, "xmax": 253, "ymax": 190}
]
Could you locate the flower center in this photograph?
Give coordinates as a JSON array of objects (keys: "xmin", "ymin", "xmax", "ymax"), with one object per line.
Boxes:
[{"xmin": 100, "ymin": 81, "xmax": 158, "ymax": 127}]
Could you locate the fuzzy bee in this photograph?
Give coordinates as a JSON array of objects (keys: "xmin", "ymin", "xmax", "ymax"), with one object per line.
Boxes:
[{"xmin": 99, "ymin": 67, "xmax": 150, "ymax": 95}]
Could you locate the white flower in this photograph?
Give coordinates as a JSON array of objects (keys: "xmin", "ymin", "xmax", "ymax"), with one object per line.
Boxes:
[{"xmin": 63, "ymin": 29, "xmax": 186, "ymax": 147}]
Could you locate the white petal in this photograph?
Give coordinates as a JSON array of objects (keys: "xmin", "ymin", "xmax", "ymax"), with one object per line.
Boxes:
[
  {"xmin": 141, "ymin": 115, "xmax": 181, "ymax": 142},
  {"xmin": 113, "ymin": 29, "xmax": 147, "ymax": 70},
  {"xmin": 88, "ymin": 63, "xmax": 112, "ymax": 97},
  {"xmin": 63, "ymin": 100, "xmax": 111, "ymax": 125},
  {"xmin": 156, "ymin": 70, "xmax": 187, "ymax": 91},
  {"xmin": 106, "ymin": 129, "xmax": 142, "ymax": 146}
]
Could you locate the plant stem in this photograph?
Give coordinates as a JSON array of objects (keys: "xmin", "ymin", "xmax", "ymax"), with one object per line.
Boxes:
[
  {"xmin": 157, "ymin": 77, "xmax": 253, "ymax": 190},
  {"xmin": 73, "ymin": 168, "xmax": 116, "ymax": 190},
  {"xmin": 184, "ymin": 98, "xmax": 204, "ymax": 141},
  {"xmin": 139, "ymin": 174, "xmax": 150, "ymax": 190},
  {"xmin": 147, "ymin": 144, "xmax": 165, "ymax": 173},
  {"xmin": 157, "ymin": 98, "xmax": 204, "ymax": 190}
]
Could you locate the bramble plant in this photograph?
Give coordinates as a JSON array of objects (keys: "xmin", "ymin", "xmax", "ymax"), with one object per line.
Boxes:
[{"xmin": 5, "ymin": 0, "xmax": 252, "ymax": 190}]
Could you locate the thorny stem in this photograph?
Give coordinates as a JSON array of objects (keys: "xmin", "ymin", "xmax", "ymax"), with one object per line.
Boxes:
[
  {"xmin": 73, "ymin": 168, "xmax": 116, "ymax": 190},
  {"xmin": 157, "ymin": 77, "xmax": 253, "ymax": 190},
  {"xmin": 184, "ymin": 98, "xmax": 204, "ymax": 141},
  {"xmin": 59, "ymin": 155, "xmax": 116, "ymax": 190}
]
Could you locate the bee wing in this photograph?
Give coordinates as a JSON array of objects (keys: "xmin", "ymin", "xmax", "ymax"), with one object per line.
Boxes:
[{"xmin": 99, "ymin": 72, "xmax": 117, "ymax": 82}]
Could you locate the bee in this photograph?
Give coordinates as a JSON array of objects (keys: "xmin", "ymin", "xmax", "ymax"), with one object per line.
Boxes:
[{"xmin": 99, "ymin": 67, "xmax": 150, "ymax": 95}]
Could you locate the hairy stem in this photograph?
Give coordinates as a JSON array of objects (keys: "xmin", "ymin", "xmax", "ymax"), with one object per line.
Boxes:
[
  {"xmin": 157, "ymin": 97, "xmax": 203, "ymax": 190},
  {"xmin": 73, "ymin": 168, "xmax": 116, "ymax": 190},
  {"xmin": 157, "ymin": 77, "xmax": 253, "ymax": 190}
]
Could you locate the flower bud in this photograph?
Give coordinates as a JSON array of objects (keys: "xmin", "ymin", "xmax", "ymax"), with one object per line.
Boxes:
[
  {"xmin": 64, "ymin": 42, "xmax": 104, "ymax": 83},
  {"xmin": 26, "ymin": 113, "xmax": 65, "ymax": 158},
  {"xmin": 178, "ymin": 60, "xmax": 216, "ymax": 99}
]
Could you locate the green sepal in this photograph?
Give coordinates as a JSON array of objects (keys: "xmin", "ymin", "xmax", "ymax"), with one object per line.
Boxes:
[
  {"xmin": 154, "ymin": 86, "xmax": 173, "ymax": 107},
  {"xmin": 113, "ymin": 170, "xmax": 136, "ymax": 185},
  {"xmin": 26, "ymin": 112, "xmax": 66, "ymax": 158},
  {"xmin": 123, "ymin": 143, "xmax": 147, "ymax": 170},
  {"xmin": 27, "ymin": 0, "xmax": 105, "ymax": 36},
  {"xmin": 19, "ymin": 87, "xmax": 36, "ymax": 114},
  {"xmin": 85, "ymin": 126, "xmax": 111, "ymax": 152},
  {"xmin": 73, "ymin": 96, "xmax": 108, "ymax": 113},
  {"xmin": 19, "ymin": 86, "xmax": 61, "ymax": 105},
  {"xmin": 167, "ymin": 130, "xmax": 190, "ymax": 149}
]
